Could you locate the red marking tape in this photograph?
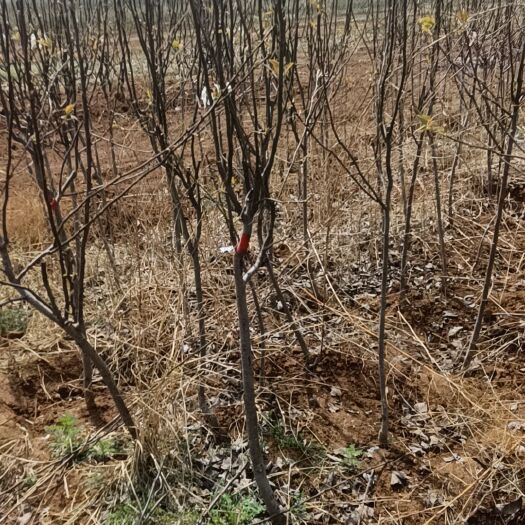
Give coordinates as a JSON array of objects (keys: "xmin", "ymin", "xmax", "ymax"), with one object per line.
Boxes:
[{"xmin": 235, "ymin": 233, "xmax": 250, "ymax": 255}]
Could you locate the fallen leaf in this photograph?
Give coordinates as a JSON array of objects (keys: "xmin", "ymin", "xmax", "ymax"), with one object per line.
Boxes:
[
  {"xmin": 508, "ymin": 421, "xmax": 525, "ymax": 432},
  {"xmin": 390, "ymin": 470, "xmax": 408, "ymax": 489},
  {"xmin": 448, "ymin": 326, "xmax": 463, "ymax": 337},
  {"xmin": 414, "ymin": 402, "xmax": 428, "ymax": 414},
  {"xmin": 330, "ymin": 386, "xmax": 342, "ymax": 397}
]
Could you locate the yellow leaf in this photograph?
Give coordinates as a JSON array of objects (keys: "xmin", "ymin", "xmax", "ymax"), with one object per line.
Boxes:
[
  {"xmin": 13, "ymin": 31, "xmax": 20, "ymax": 42},
  {"xmin": 456, "ymin": 10, "xmax": 469, "ymax": 25},
  {"xmin": 268, "ymin": 60, "xmax": 293, "ymax": 78},
  {"xmin": 417, "ymin": 113, "xmax": 431, "ymax": 125},
  {"xmin": 263, "ymin": 9, "xmax": 273, "ymax": 28},
  {"xmin": 38, "ymin": 36, "xmax": 52, "ymax": 48},
  {"xmin": 417, "ymin": 113, "xmax": 444, "ymax": 134},
  {"xmin": 171, "ymin": 38, "xmax": 182, "ymax": 50},
  {"xmin": 64, "ymin": 103, "xmax": 75, "ymax": 115},
  {"xmin": 232, "ymin": 174, "xmax": 241, "ymax": 190},
  {"xmin": 418, "ymin": 15, "xmax": 435, "ymax": 34},
  {"xmin": 310, "ymin": 0, "xmax": 321, "ymax": 11},
  {"xmin": 416, "ymin": 114, "xmax": 434, "ymax": 132},
  {"xmin": 269, "ymin": 58, "xmax": 280, "ymax": 77},
  {"xmin": 212, "ymin": 83, "xmax": 221, "ymax": 100}
]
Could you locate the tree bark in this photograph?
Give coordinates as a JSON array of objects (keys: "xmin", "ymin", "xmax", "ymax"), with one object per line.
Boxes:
[
  {"xmin": 233, "ymin": 254, "xmax": 284, "ymax": 524},
  {"xmin": 68, "ymin": 328, "xmax": 137, "ymax": 439}
]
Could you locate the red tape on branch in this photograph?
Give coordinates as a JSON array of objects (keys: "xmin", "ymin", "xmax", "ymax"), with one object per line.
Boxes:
[{"xmin": 235, "ymin": 233, "xmax": 250, "ymax": 255}]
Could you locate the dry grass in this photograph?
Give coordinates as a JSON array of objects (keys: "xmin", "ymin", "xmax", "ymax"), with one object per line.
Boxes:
[
  {"xmin": 2, "ymin": 34, "xmax": 525, "ymax": 525},
  {"xmin": 5, "ymin": 171, "xmax": 524, "ymax": 523},
  {"xmin": 5, "ymin": 188, "xmax": 48, "ymax": 249}
]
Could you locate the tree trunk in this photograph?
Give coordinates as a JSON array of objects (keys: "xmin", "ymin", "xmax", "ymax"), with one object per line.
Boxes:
[
  {"xmin": 233, "ymin": 254, "xmax": 284, "ymax": 525},
  {"xmin": 399, "ymin": 136, "xmax": 425, "ymax": 299},
  {"xmin": 69, "ymin": 328, "xmax": 137, "ymax": 439},
  {"xmin": 378, "ymin": 187, "xmax": 392, "ymax": 448},
  {"xmin": 464, "ymin": 87, "xmax": 524, "ymax": 367},
  {"xmin": 429, "ymin": 134, "xmax": 448, "ymax": 298}
]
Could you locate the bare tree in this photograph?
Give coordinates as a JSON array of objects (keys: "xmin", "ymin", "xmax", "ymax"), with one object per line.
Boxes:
[
  {"xmin": 464, "ymin": 6, "xmax": 525, "ymax": 367},
  {"xmin": 0, "ymin": 0, "xmax": 137, "ymax": 437},
  {"xmin": 113, "ymin": 0, "xmax": 226, "ymax": 437},
  {"xmin": 187, "ymin": 0, "xmax": 297, "ymax": 520}
]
